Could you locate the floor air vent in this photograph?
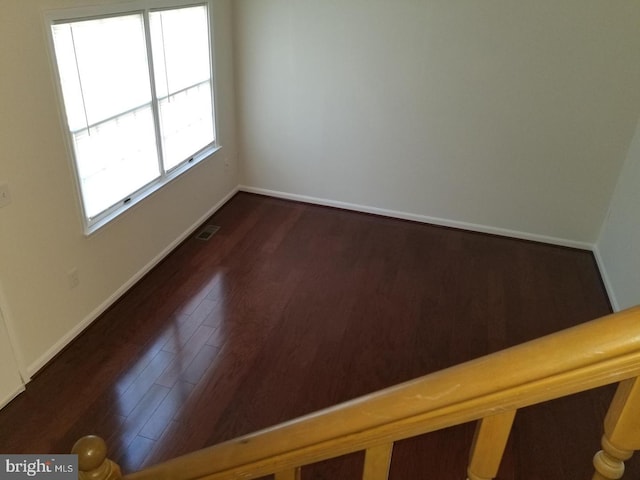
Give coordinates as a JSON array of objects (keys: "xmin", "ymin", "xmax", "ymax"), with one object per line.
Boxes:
[{"xmin": 195, "ymin": 224, "xmax": 220, "ymax": 241}]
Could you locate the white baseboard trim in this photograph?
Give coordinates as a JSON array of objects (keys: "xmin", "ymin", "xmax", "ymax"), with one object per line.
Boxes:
[
  {"xmin": 592, "ymin": 244, "xmax": 620, "ymax": 312},
  {"xmin": 239, "ymin": 185, "xmax": 594, "ymax": 251},
  {"xmin": 0, "ymin": 384, "xmax": 25, "ymax": 410},
  {"xmin": 26, "ymin": 186, "xmax": 239, "ymax": 377}
]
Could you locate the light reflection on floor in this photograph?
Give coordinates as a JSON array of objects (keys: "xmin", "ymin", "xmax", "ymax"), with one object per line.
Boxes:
[{"xmin": 112, "ymin": 270, "xmax": 228, "ymax": 470}]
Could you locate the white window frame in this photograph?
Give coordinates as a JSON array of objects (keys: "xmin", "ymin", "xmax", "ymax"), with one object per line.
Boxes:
[{"xmin": 44, "ymin": 0, "xmax": 221, "ymax": 234}]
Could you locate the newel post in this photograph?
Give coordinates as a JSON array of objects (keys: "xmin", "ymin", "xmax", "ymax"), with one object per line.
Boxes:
[
  {"xmin": 72, "ymin": 436, "xmax": 122, "ymax": 480},
  {"xmin": 593, "ymin": 377, "xmax": 640, "ymax": 480}
]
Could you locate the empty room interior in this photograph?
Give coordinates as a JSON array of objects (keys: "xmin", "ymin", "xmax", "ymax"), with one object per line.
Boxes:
[{"xmin": 1, "ymin": 1, "xmax": 640, "ymax": 479}]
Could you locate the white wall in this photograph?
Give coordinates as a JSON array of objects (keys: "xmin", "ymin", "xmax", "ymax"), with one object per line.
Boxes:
[
  {"xmin": 0, "ymin": 304, "xmax": 24, "ymax": 408},
  {"xmin": 234, "ymin": 0, "xmax": 640, "ymax": 246},
  {"xmin": 0, "ymin": 0, "xmax": 238, "ymax": 376},
  {"xmin": 597, "ymin": 118, "xmax": 640, "ymax": 311}
]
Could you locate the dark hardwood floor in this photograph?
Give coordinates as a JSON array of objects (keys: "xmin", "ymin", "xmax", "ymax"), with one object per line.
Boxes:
[{"xmin": 0, "ymin": 192, "xmax": 637, "ymax": 479}]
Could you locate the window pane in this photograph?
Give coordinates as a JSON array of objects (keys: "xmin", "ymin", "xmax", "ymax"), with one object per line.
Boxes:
[
  {"xmin": 53, "ymin": 14, "xmax": 153, "ymax": 128},
  {"xmin": 52, "ymin": 14, "xmax": 161, "ymax": 219},
  {"xmin": 150, "ymin": 6, "xmax": 212, "ymax": 97},
  {"xmin": 74, "ymin": 106, "xmax": 160, "ymax": 218},
  {"xmin": 150, "ymin": 6, "xmax": 215, "ymax": 169},
  {"xmin": 158, "ymin": 83, "xmax": 215, "ymax": 170}
]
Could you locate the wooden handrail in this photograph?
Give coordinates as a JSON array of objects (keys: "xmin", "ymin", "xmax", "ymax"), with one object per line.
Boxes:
[{"xmin": 74, "ymin": 306, "xmax": 640, "ymax": 480}]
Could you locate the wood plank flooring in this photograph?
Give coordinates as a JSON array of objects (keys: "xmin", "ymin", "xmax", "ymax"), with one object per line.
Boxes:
[{"xmin": 0, "ymin": 192, "xmax": 637, "ymax": 479}]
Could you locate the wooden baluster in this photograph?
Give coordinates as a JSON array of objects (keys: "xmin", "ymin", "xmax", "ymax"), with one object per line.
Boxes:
[
  {"xmin": 593, "ymin": 377, "xmax": 640, "ymax": 480},
  {"xmin": 274, "ymin": 467, "xmax": 301, "ymax": 480},
  {"xmin": 362, "ymin": 443, "xmax": 393, "ymax": 480},
  {"xmin": 72, "ymin": 435, "xmax": 122, "ymax": 480},
  {"xmin": 467, "ymin": 410, "xmax": 516, "ymax": 480}
]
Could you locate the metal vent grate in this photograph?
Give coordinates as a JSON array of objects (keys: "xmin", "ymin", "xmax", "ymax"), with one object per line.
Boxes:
[{"xmin": 195, "ymin": 224, "xmax": 220, "ymax": 241}]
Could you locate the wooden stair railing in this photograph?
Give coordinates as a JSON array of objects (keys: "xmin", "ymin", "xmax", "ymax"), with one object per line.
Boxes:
[{"xmin": 73, "ymin": 306, "xmax": 640, "ymax": 480}]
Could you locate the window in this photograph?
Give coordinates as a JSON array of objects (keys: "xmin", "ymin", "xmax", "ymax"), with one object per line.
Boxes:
[{"xmin": 48, "ymin": 2, "xmax": 218, "ymax": 232}]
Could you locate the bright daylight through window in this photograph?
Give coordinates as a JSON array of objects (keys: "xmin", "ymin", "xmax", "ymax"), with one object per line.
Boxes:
[{"xmin": 49, "ymin": 3, "xmax": 216, "ymax": 231}]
